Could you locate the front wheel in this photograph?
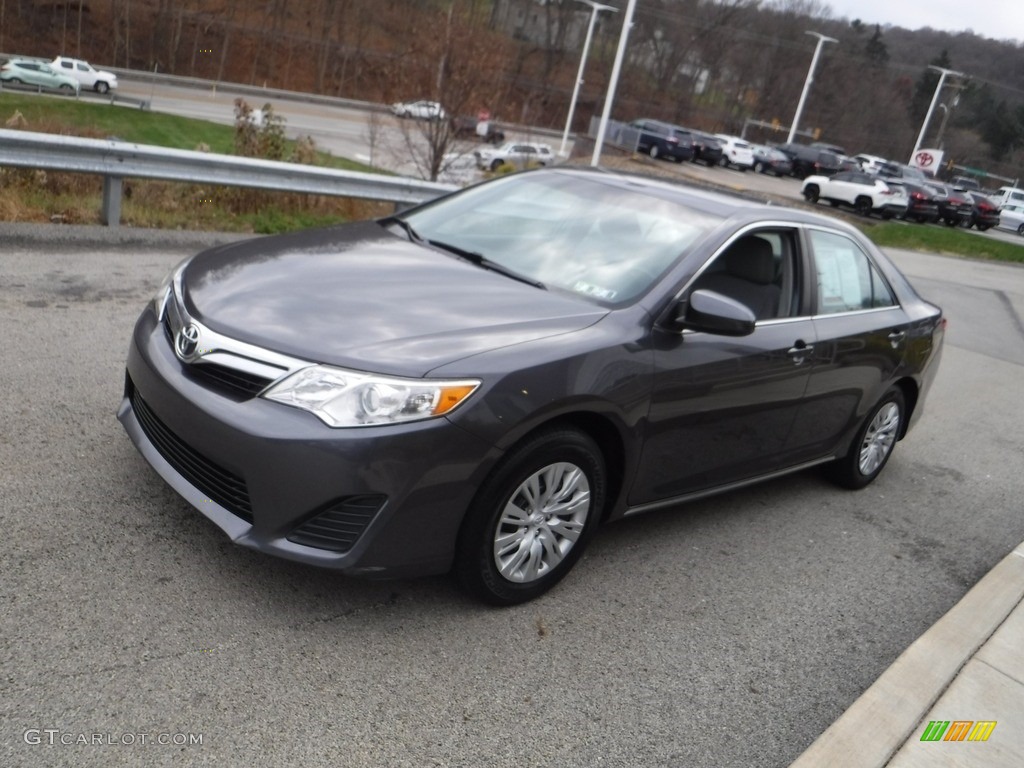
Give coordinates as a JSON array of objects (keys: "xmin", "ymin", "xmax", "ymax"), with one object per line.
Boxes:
[
  {"xmin": 754, "ymin": 161, "xmax": 765, "ymax": 174},
  {"xmin": 803, "ymin": 185, "xmax": 819, "ymax": 204},
  {"xmin": 826, "ymin": 387, "xmax": 905, "ymax": 489},
  {"xmin": 455, "ymin": 428, "xmax": 605, "ymax": 605},
  {"xmin": 1017, "ymin": 224, "xmax": 1024, "ymax": 236},
  {"xmin": 96, "ymin": 81, "xmax": 110, "ymax": 94},
  {"xmin": 648, "ymin": 144, "xmax": 659, "ymax": 159},
  {"xmin": 489, "ymin": 159, "xmax": 504, "ymax": 172}
]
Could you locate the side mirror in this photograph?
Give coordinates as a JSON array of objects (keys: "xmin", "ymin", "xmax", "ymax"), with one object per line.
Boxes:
[{"xmin": 677, "ymin": 289, "xmax": 756, "ymax": 336}]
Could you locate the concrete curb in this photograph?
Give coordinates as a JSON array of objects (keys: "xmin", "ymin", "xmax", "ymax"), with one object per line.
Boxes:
[{"xmin": 790, "ymin": 541, "xmax": 1024, "ymax": 768}]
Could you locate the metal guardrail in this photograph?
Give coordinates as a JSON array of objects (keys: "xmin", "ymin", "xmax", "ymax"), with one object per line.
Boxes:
[{"xmin": 0, "ymin": 128, "xmax": 456, "ymax": 226}]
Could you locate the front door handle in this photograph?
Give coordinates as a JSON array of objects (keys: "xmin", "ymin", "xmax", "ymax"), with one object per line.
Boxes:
[{"xmin": 787, "ymin": 341, "xmax": 814, "ymax": 365}]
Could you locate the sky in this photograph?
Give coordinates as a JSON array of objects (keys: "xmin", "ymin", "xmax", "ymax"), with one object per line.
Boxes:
[{"xmin": 822, "ymin": 0, "xmax": 1024, "ymax": 45}]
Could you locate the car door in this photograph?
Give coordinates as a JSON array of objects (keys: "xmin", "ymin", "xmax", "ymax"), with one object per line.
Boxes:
[
  {"xmin": 631, "ymin": 226, "xmax": 817, "ymax": 504},
  {"xmin": 784, "ymin": 227, "xmax": 910, "ymax": 459}
]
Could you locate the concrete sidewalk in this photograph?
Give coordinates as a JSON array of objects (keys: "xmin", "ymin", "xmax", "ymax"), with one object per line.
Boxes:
[{"xmin": 791, "ymin": 541, "xmax": 1024, "ymax": 767}]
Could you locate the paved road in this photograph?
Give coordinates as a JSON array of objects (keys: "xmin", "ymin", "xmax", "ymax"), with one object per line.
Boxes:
[{"xmin": 1, "ymin": 226, "xmax": 1023, "ymax": 767}]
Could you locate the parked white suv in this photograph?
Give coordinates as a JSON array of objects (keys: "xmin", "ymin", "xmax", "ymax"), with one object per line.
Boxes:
[
  {"xmin": 474, "ymin": 142, "xmax": 553, "ymax": 171},
  {"xmin": 714, "ymin": 134, "xmax": 755, "ymax": 171},
  {"xmin": 51, "ymin": 56, "xmax": 118, "ymax": 93},
  {"xmin": 801, "ymin": 170, "xmax": 908, "ymax": 219}
]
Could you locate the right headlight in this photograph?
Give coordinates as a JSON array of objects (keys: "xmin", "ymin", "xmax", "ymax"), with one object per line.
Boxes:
[{"xmin": 263, "ymin": 365, "xmax": 480, "ymax": 428}]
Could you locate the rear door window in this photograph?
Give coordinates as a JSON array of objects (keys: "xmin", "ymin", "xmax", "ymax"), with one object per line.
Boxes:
[{"xmin": 808, "ymin": 230, "xmax": 895, "ymax": 314}]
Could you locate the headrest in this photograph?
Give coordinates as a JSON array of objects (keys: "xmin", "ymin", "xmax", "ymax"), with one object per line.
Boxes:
[{"xmin": 725, "ymin": 237, "xmax": 775, "ymax": 284}]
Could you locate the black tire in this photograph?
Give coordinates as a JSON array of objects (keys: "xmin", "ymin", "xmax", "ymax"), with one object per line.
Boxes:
[
  {"xmin": 977, "ymin": 224, "xmax": 991, "ymax": 231},
  {"xmin": 59, "ymin": 84, "xmax": 75, "ymax": 93},
  {"xmin": 803, "ymin": 185, "xmax": 819, "ymax": 204},
  {"xmin": 489, "ymin": 159, "xmax": 504, "ymax": 172},
  {"xmin": 1017, "ymin": 224, "xmax": 1024, "ymax": 236},
  {"xmin": 10, "ymin": 77, "xmax": 23, "ymax": 84},
  {"xmin": 719, "ymin": 156, "xmax": 729, "ymax": 168},
  {"xmin": 854, "ymin": 196, "xmax": 873, "ymax": 216},
  {"xmin": 96, "ymin": 81, "xmax": 110, "ymax": 94},
  {"xmin": 826, "ymin": 387, "xmax": 905, "ymax": 490},
  {"xmin": 754, "ymin": 161, "xmax": 765, "ymax": 174},
  {"xmin": 455, "ymin": 427, "xmax": 606, "ymax": 606},
  {"xmin": 649, "ymin": 144, "xmax": 659, "ymax": 159}
]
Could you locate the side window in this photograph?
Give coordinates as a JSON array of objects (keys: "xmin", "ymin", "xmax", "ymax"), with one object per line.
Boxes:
[
  {"xmin": 690, "ymin": 229, "xmax": 800, "ymax": 321},
  {"xmin": 809, "ymin": 230, "xmax": 896, "ymax": 314}
]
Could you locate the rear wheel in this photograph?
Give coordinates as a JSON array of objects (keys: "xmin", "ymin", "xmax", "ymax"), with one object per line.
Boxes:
[
  {"xmin": 489, "ymin": 159, "xmax": 504, "ymax": 172},
  {"xmin": 854, "ymin": 196, "xmax": 873, "ymax": 216},
  {"xmin": 826, "ymin": 387, "xmax": 905, "ymax": 490},
  {"xmin": 455, "ymin": 428, "xmax": 605, "ymax": 605},
  {"xmin": 59, "ymin": 84, "xmax": 75, "ymax": 93},
  {"xmin": 977, "ymin": 224, "xmax": 991, "ymax": 231},
  {"xmin": 1017, "ymin": 224, "xmax": 1024, "ymax": 236}
]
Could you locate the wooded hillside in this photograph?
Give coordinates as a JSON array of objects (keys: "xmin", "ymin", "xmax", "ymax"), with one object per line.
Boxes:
[{"xmin": 2, "ymin": 0, "xmax": 1022, "ymax": 181}]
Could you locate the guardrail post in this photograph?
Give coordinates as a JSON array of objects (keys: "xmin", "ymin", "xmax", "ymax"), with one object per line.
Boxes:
[{"xmin": 102, "ymin": 175, "xmax": 123, "ymax": 227}]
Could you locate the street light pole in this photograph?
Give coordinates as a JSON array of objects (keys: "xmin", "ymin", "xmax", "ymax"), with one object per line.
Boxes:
[
  {"xmin": 786, "ymin": 31, "xmax": 837, "ymax": 145},
  {"xmin": 591, "ymin": 0, "xmax": 637, "ymax": 166},
  {"xmin": 911, "ymin": 66, "xmax": 963, "ymax": 162},
  {"xmin": 560, "ymin": 0, "xmax": 617, "ymax": 157}
]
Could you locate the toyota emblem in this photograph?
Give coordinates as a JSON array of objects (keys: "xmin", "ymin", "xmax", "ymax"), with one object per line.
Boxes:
[{"xmin": 176, "ymin": 323, "xmax": 201, "ymax": 359}]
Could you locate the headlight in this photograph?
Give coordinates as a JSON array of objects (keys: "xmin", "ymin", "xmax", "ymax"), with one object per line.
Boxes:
[{"xmin": 263, "ymin": 365, "xmax": 480, "ymax": 427}]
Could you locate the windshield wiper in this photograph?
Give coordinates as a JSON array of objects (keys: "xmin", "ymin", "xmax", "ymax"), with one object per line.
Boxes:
[
  {"xmin": 385, "ymin": 217, "xmax": 425, "ymax": 244},
  {"xmin": 427, "ymin": 239, "xmax": 547, "ymax": 290}
]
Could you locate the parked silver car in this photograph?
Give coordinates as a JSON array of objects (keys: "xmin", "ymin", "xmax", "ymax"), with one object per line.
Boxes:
[{"xmin": 0, "ymin": 58, "xmax": 80, "ymax": 94}]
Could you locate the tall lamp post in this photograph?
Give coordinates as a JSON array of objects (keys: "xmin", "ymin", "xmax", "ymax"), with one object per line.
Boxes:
[
  {"xmin": 786, "ymin": 31, "xmax": 837, "ymax": 144},
  {"xmin": 591, "ymin": 0, "xmax": 638, "ymax": 166},
  {"xmin": 910, "ymin": 66, "xmax": 963, "ymax": 162},
  {"xmin": 559, "ymin": 0, "xmax": 618, "ymax": 157}
]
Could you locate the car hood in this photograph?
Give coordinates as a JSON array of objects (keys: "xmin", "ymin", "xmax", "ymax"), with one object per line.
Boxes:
[{"xmin": 179, "ymin": 222, "xmax": 608, "ymax": 376}]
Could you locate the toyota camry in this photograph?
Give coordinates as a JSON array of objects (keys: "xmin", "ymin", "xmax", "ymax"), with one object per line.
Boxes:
[{"xmin": 118, "ymin": 167, "xmax": 944, "ymax": 604}]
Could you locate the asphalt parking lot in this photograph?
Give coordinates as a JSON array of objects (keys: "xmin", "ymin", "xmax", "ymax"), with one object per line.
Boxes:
[{"xmin": 2, "ymin": 223, "xmax": 1023, "ymax": 768}]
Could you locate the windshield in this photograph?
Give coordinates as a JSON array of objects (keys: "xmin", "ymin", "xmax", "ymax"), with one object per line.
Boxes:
[{"xmin": 399, "ymin": 171, "xmax": 719, "ymax": 305}]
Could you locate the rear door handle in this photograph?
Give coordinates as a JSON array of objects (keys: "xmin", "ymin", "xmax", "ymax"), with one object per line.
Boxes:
[{"xmin": 888, "ymin": 330, "xmax": 906, "ymax": 347}]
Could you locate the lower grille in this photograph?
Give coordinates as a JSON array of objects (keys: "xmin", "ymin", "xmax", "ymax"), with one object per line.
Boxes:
[
  {"xmin": 129, "ymin": 377, "xmax": 254, "ymax": 523},
  {"xmin": 287, "ymin": 495, "xmax": 386, "ymax": 553}
]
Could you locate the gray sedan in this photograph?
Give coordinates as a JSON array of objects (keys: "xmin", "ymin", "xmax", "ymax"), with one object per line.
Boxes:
[{"xmin": 119, "ymin": 167, "xmax": 944, "ymax": 604}]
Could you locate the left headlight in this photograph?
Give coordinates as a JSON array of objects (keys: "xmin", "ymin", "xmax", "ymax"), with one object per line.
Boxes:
[{"xmin": 263, "ymin": 365, "xmax": 480, "ymax": 428}]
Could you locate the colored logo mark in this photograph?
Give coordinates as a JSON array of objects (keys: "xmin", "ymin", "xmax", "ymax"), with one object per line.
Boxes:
[{"xmin": 920, "ymin": 720, "xmax": 997, "ymax": 742}]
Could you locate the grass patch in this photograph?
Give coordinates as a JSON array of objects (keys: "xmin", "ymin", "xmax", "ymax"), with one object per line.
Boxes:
[
  {"xmin": 0, "ymin": 92, "xmax": 386, "ymax": 231},
  {"xmin": 858, "ymin": 221, "xmax": 1024, "ymax": 264}
]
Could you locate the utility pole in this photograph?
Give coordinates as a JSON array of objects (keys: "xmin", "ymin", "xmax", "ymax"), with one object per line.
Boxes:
[
  {"xmin": 560, "ymin": 0, "xmax": 617, "ymax": 157},
  {"xmin": 786, "ymin": 32, "xmax": 837, "ymax": 145}
]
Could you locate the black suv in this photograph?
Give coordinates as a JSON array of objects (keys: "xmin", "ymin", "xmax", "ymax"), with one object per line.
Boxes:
[
  {"xmin": 630, "ymin": 119, "xmax": 696, "ymax": 162},
  {"xmin": 689, "ymin": 131, "xmax": 725, "ymax": 166},
  {"xmin": 776, "ymin": 143, "xmax": 842, "ymax": 179}
]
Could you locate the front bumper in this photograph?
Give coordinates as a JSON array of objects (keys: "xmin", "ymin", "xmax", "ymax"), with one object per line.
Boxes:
[{"xmin": 118, "ymin": 309, "xmax": 500, "ymax": 578}]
